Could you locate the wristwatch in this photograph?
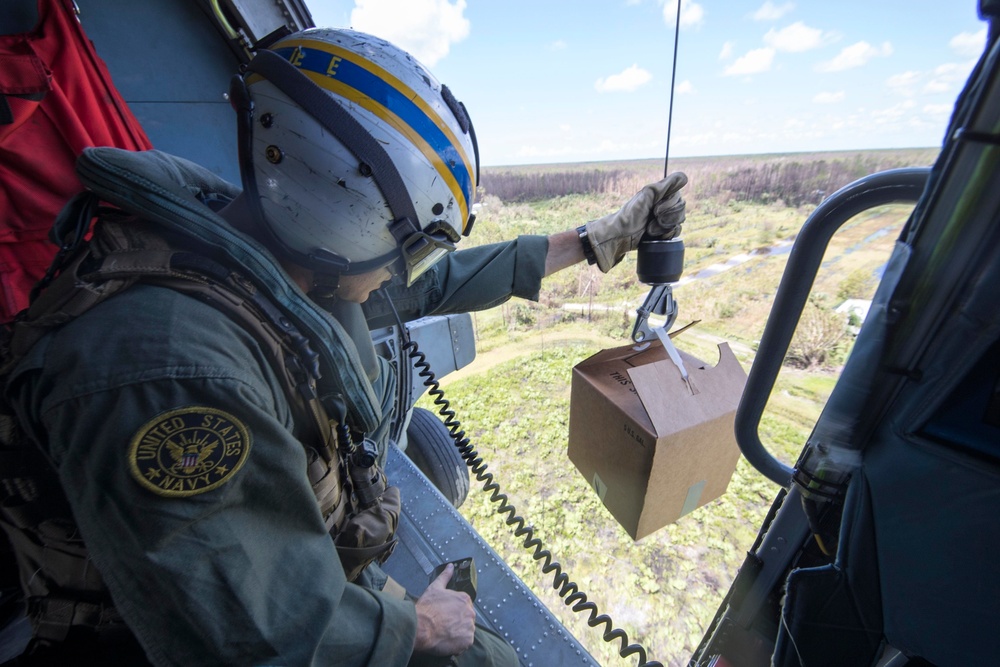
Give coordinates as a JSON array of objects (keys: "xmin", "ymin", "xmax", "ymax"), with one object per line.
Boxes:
[{"xmin": 576, "ymin": 225, "xmax": 597, "ymax": 265}]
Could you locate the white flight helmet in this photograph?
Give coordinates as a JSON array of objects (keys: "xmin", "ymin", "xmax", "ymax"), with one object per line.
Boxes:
[{"xmin": 230, "ymin": 28, "xmax": 479, "ymax": 286}]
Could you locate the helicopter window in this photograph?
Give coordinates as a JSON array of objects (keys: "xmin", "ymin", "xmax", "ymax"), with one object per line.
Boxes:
[{"xmin": 757, "ymin": 202, "xmax": 917, "ymax": 471}]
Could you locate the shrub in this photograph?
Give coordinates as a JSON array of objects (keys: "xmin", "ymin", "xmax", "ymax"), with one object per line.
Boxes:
[
  {"xmin": 786, "ymin": 296, "xmax": 849, "ymax": 368},
  {"xmin": 837, "ymin": 268, "xmax": 877, "ymax": 301},
  {"xmin": 510, "ymin": 303, "xmax": 537, "ymax": 329}
]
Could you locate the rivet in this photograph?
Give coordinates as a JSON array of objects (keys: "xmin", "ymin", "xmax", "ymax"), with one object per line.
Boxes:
[
  {"xmin": 265, "ymin": 145, "xmax": 283, "ymax": 164},
  {"xmin": 260, "ymin": 113, "xmax": 274, "ymax": 128}
]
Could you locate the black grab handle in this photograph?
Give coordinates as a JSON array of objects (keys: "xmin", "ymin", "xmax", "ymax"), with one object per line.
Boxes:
[{"xmin": 736, "ymin": 167, "xmax": 931, "ymax": 486}]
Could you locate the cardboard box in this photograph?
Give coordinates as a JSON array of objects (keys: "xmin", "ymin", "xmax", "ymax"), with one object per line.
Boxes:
[{"xmin": 568, "ymin": 341, "xmax": 747, "ymax": 540}]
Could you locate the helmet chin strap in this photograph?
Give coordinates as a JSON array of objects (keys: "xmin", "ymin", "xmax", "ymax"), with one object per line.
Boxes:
[{"xmin": 306, "ymin": 271, "xmax": 342, "ymax": 312}]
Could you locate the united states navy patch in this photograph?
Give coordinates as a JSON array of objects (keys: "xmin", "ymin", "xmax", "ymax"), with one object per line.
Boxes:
[{"xmin": 128, "ymin": 407, "xmax": 251, "ymax": 497}]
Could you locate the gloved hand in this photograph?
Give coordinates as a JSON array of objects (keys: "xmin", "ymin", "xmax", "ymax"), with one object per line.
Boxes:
[{"xmin": 585, "ymin": 172, "xmax": 688, "ymax": 272}]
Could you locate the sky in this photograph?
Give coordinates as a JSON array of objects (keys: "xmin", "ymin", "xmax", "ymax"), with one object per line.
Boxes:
[{"xmin": 307, "ymin": 1, "xmax": 988, "ymax": 167}]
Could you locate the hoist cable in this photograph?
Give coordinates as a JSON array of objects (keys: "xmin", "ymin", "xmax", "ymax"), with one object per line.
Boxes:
[{"xmin": 663, "ymin": 0, "xmax": 683, "ymax": 177}]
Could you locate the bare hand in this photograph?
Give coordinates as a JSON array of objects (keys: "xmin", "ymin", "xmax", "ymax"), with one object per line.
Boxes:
[{"xmin": 413, "ymin": 564, "xmax": 476, "ymax": 656}]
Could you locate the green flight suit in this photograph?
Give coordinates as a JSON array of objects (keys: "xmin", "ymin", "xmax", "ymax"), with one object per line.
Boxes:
[
  {"xmin": 6, "ymin": 217, "xmax": 545, "ymax": 665},
  {"xmin": 364, "ymin": 234, "xmax": 549, "ymax": 327}
]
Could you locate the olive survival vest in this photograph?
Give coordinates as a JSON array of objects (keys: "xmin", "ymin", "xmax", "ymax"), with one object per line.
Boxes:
[{"xmin": 0, "ymin": 149, "xmax": 400, "ymax": 646}]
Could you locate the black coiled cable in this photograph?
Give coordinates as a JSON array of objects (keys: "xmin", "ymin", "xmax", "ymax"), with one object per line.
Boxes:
[{"xmin": 381, "ymin": 293, "xmax": 662, "ymax": 667}]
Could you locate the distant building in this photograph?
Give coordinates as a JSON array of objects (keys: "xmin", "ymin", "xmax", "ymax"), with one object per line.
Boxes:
[{"xmin": 837, "ymin": 299, "xmax": 872, "ymax": 334}]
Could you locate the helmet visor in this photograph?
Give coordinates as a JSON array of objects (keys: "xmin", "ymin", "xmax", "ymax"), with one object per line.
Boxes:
[{"xmin": 399, "ymin": 228, "xmax": 458, "ymax": 286}]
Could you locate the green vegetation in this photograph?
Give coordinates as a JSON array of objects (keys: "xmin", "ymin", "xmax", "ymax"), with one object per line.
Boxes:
[
  {"xmin": 418, "ymin": 149, "xmax": 932, "ymax": 666},
  {"xmin": 481, "ymin": 148, "xmax": 938, "ymax": 208}
]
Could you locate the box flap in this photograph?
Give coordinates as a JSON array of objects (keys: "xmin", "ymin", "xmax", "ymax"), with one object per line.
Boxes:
[
  {"xmin": 627, "ymin": 343, "xmax": 746, "ymax": 436},
  {"xmin": 571, "ymin": 358, "xmax": 656, "ymax": 432}
]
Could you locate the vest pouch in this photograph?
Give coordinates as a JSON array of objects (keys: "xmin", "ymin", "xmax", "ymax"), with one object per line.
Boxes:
[
  {"xmin": 334, "ymin": 483, "xmax": 400, "ymax": 582},
  {"xmin": 31, "ymin": 516, "xmax": 105, "ymax": 595},
  {"xmin": 306, "ymin": 447, "xmax": 347, "ymax": 532}
]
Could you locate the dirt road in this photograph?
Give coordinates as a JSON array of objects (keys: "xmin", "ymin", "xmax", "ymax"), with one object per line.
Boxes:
[
  {"xmin": 439, "ymin": 330, "xmax": 620, "ymax": 385},
  {"xmin": 439, "ymin": 327, "xmax": 755, "ymax": 385}
]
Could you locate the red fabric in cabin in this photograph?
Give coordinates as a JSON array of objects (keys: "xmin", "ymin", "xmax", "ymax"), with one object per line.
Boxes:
[{"xmin": 0, "ymin": 0, "xmax": 152, "ymax": 322}]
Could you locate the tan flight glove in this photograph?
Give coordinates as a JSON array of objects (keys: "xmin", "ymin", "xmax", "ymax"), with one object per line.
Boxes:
[{"xmin": 584, "ymin": 172, "xmax": 688, "ymax": 272}]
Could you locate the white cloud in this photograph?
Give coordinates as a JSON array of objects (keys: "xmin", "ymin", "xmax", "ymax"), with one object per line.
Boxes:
[
  {"xmin": 662, "ymin": 0, "xmax": 705, "ymax": 29},
  {"xmin": 676, "ymin": 80, "xmax": 695, "ymax": 94},
  {"xmin": 673, "ymin": 97, "xmax": 954, "ymax": 157},
  {"xmin": 515, "ymin": 144, "xmax": 573, "ymax": 159},
  {"xmin": 950, "ymin": 29, "xmax": 987, "ymax": 58},
  {"xmin": 887, "ymin": 70, "xmax": 922, "ymax": 96},
  {"xmin": 595, "ymin": 64, "xmax": 653, "ymax": 93},
  {"xmin": 753, "ymin": 1, "xmax": 795, "ymax": 21},
  {"xmin": 887, "ymin": 61, "xmax": 977, "ymax": 98},
  {"xmin": 349, "ymin": 0, "xmax": 469, "ymax": 67},
  {"xmin": 593, "ymin": 135, "xmax": 666, "ymax": 156},
  {"xmin": 516, "ymin": 135, "xmax": 656, "ymax": 161},
  {"xmin": 870, "ymin": 99, "xmax": 917, "ymax": 125},
  {"xmin": 922, "ymin": 79, "xmax": 952, "ymax": 94},
  {"xmin": 922, "ymin": 103, "xmax": 953, "ymax": 117},
  {"xmin": 816, "ymin": 41, "xmax": 893, "ymax": 72},
  {"xmin": 813, "ymin": 90, "xmax": 845, "ymax": 104},
  {"xmin": 596, "ymin": 139, "xmax": 626, "ymax": 154},
  {"xmin": 719, "ymin": 41, "xmax": 735, "ymax": 60},
  {"xmin": 724, "ymin": 48, "xmax": 775, "ymax": 76},
  {"xmin": 764, "ymin": 22, "xmax": 830, "ymax": 53},
  {"xmin": 923, "ymin": 62, "xmax": 971, "ymax": 95},
  {"xmin": 549, "ymin": 40, "xmax": 567, "ymax": 51}
]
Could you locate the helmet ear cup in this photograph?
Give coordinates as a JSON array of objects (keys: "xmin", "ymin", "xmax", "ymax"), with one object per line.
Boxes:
[
  {"xmin": 440, "ymin": 85, "xmax": 470, "ymax": 134},
  {"xmin": 441, "ymin": 84, "xmax": 480, "ymax": 192}
]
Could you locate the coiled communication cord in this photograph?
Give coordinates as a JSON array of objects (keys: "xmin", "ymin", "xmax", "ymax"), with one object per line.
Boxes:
[{"xmin": 382, "ymin": 294, "xmax": 662, "ymax": 667}]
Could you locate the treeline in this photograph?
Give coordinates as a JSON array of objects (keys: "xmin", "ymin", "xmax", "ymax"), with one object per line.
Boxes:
[
  {"xmin": 480, "ymin": 149, "xmax": 938, "ymax": 207},
  {"xmin": 478, "ymin": 169, "xmax": 641, "ymax": 202}
]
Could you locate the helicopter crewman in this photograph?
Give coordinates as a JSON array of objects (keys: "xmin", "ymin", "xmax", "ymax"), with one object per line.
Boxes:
[{"xmin": 0, "ymin": 28, "xmax": 687, "ymax": 666}]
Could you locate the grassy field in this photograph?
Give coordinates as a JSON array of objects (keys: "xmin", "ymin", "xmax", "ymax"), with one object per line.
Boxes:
[{"xmin": 417, "ymin": 148, "xmax": 933, "ymax": 666}]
